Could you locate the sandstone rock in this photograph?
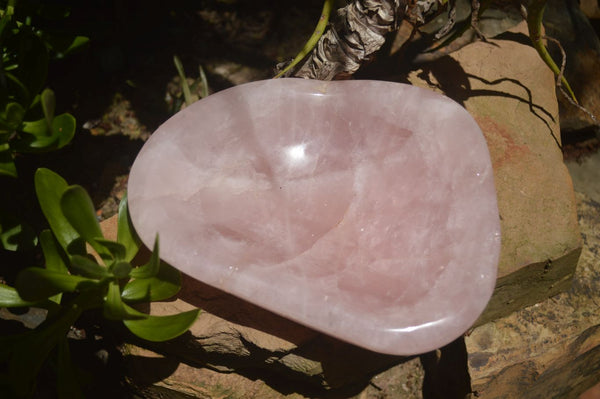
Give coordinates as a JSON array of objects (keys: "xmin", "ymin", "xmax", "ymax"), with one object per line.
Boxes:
[
  {"xmin": 465, "ymin": 191, "xmax": 600, "ymax": 398},
  {"xmin": 580, "ymin": 0, "xmax": 600, "ymax": 19},
  {"xmin": 124, "ymin": 344, "xmax": 424, "ymax": 399},
  {"xmin": 124, "ymin": 346, "xmax": 310, "ymax": 399},
  {"xmin": 567, "ymin": 149, "xmax": 600, "ymax": 203},
  {"xmin": 408, "ymin": 21, "xmax": 581, "ymax": 325},
  {"xmin": 139, "ymin": 283, "xmax": 407, "ymax": 389}
]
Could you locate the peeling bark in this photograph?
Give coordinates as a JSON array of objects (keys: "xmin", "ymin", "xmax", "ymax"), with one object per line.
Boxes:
[{"xmin": 289, "ymin": 0, "xmax": 442, "ymax": 80}]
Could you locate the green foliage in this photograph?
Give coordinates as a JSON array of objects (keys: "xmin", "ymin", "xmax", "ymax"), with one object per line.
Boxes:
[
  {"xmin": 0, "ymin": 0, "xmax": 89, "ymax": 252},
  {"xmin": 0, "ymin": 0, "xmax": 86, "ymax": 178},
  {"xmin": 170, "ymin": 55, "xmax": 209, "ymax": 111},
  {"xmin": 0, "ymin": 168, "xmax": 200, "ymax": 398}
]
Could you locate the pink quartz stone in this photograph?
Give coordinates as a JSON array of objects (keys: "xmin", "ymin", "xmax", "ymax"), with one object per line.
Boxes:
[{"xmin": 127, "ymin": 79, "xmax": 501, "ymax": 355}]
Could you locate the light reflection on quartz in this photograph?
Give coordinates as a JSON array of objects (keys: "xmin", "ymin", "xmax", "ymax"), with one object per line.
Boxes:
[
  {"xmin": 385, "ymin": 317, "xmax": 448, "ymax": 333},
  {"xmin": 285, "ymin": 143, "xmax": 308, "ymax": 166}
]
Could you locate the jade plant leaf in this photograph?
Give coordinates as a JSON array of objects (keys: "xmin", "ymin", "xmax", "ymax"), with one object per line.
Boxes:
[
  {"xmin": 123, "ymin": 307, "xmax": 200, "ymax": 342},
  {"xmin": 111, "ymin": 261, "xmax": 132, "ymax": 279},
  {"xmin": 103, "ymin": 281, "xmax": 144, "ymax": 321},
  {"xmin": 0, "ymin": 284, "xmax": 37, "ymax": 308},
  {"xmin": 61, "ymin": 36, "xmax": 89, "ymax": 56},
  {"xmin": 41, "ymin": 88, "xmax": 55, "ymax": 128},
  {"xmin": 35, "ymin": 168, "xmax": 85, "ymax": 255},
  {"xmin": 21, "ymin": 118, "xmax": 50, "ymax": 139},
  {"xmin": 117, "ymin": 194, "xmax": 141, "ymax": 262},
  {"xmin": 0, "ymin": 284, "xmax": 59, "ymax": 312},
  {"xmin": 0, "ymin": 208, "xmax": 37, "ymax": 251},
  {"xmin": 122, "ymin": 262, "xmax": 181, "ymax": 303},
  {"xmin": 39, "ymin": 229, "xmax": 68, "ymax": 304},
  {"xmin": 0, "ymin": 102, "xmax": 26, "ymax": 133},
  {"xmin": 51, "ymin": 113, "xmax": 76, "ymax": 149},
  {"xmin": 70, "ymin": 255, "xmax": 110, "ymax": 279},
  {"xmin": 42, "ymin": 33, "xmax": 89, "ymax": 58},
  {"xmin": 60, "ymin": 185, "xmax": 109, "ymax": 259},
  {"xmin": 94, "ymin": 238, "xmax": 127, "ymax": 262},
  {"xmin": 39, "ymin": 230, "xmax": 69, "ymax": 274},
  {"xmin": 13, "ymin": 110, "xmax": 75, "ymax": 153},
  {"xmin": 5, "ymin": 295, "xmax": 85, "ymax": 398},
  {"xmin": 15, "ymin": 267, "xmax": 97, "ymax": 302},
  {"xmin": 0, "ymin": 143, "xmax": 17, "ymax": 177},
  {"xmin": 129, "ymin": 235, "xmax": 160, "ymax": 279}
]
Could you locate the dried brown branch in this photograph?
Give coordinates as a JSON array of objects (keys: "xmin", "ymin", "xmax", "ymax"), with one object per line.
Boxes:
[{"xmin": 289, "ymin": 0, "xmax": 441, "ymax": 80}]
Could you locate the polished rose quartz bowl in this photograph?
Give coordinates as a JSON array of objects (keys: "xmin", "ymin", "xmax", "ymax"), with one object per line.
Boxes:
[{"xmin": 127, "ymin": 79, "xmax": 501, "ymax": 355}]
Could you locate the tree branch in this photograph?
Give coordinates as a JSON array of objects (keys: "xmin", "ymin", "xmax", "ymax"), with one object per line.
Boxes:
[{"xmin": 289, "ymin": 0, "xmax": 440, "ymax": 80}]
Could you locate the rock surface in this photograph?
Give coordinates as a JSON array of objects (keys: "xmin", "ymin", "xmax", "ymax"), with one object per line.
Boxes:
[
  {"xmin": 127, "ymin": 79, "xmax": 501, "ymax": 355},
  {"xmin": 465, "ymin": 191, "xmax": 600, "ymax": 398},
  {"xmin": 407, "ymin": 21, "xmax": 581, "ymax": 325}
]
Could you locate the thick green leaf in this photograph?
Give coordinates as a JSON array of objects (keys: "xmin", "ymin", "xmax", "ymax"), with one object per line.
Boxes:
[
  {"xmin": 21, "ymin": 117, "xmax": 50, "ymax": 138},
  {"xmin": 103, "ymin": 281, "xmax": 144, "ymax": 321},
  {"xmin": 95, "ymin": 238, "xmax": 126, "ymax": 261},
  {"xmin": 41, "ymin": 88, "xmax": 55, "ymax": 128},
  {"xmin": 122, "ymin": 262, "xmax": 181, "ymax": 303},
  {"xmin": 0, "ymin": 102, "xmax": 25, "ymax": 131},
  {"xmin": 35, "ymin": 168, "xmax": 85, "ymax": 255},
  {"xmin": 3, "ymin": 72, "xmax": 30, "ymax": 103},
  {"xmin": 0, "ymin": 208, "xmax": 37, "ymax": 251},
  {"xmin": 6, "ymin": 295, "xmax": 85, "ymax": 397},
  {"xmin": 70, "ymin": 255, "xmax": 110, "ymax": 279},
  {"xmin": 130, "ymin": 235, "xmax": 160, "ymax": 279},
  {"xmin": 51, "ymin": 113, "xmax": 76, "ymax": 149},
  {"xmin": 117, "ymin": 194, "xmax": 141, "ymax": 262},
  {"xmin": 123, "ymin": 307, "xmax": 200, "ymax": 342},
  {"xmin": 59, "ymin": 35, "xmax": 89, "ymax": 57},
  {"xmin": 0, "ymin": 143, "xmax": 17, "ymax": 178},
  {"xmin": 0, "ymin": 284, "xmax": 37, "ymax": 307},
  {"xmin": 17, "ymin": 113, "xmax": 75, "ymax": 152},
  {"xmin": 120, "ymin": 280, "xmax": 150, "ymax": 303},
  {"xmin": 15, "ymin": 267, "xmax": 97, "ymax": 302},
  {"xmin": 60, "ymin": 185, "xmax": 109, "ymax": 259},
  {"xmin": 40, "ymin": 230, "xmax": 68, "ymax": 274},
  {"xmin": 40, "ymin": 230, "xmax": 67, "ymax": 304},
  {"xmin": 42, "ymin": 32, "xmax": 89, "ymax": 58},
  {"xmin": 111, "ymin": 261, "xmax": 132, "ymax": 279}
]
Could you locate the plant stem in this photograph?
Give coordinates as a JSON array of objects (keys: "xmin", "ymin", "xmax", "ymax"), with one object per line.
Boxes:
[
  {"xmin": 173, "ymin": 55, "xmax": 193, "ymax": 106},
  {"xmin": 526, "ymin": 0, "xmax": 577, "ymax": 103},
  {"xmin": 274, "ymin": 0, "xmax": 333, "ymax": 78}
]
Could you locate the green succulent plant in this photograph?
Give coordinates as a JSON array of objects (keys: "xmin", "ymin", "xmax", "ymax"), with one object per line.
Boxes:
[
  {"xmin": 1, "ymin": 0, "xmax": 90, "ymax": 251},
  {"xmin": 0, "ymin": 0, "xmax": 88, "ymax": 177},
  {"xmin": 0, "ymin": 168, "xmax": 199, "ymax": 398}
]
